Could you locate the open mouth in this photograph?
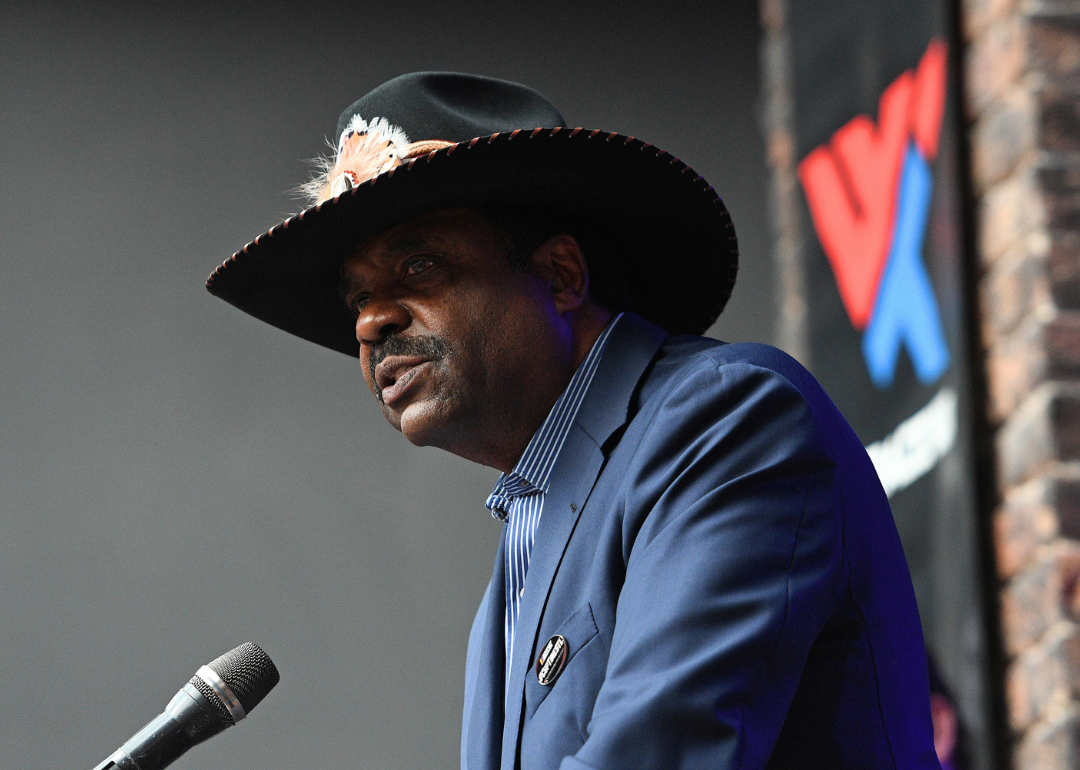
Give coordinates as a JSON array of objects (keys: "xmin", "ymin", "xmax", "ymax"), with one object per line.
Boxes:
[{"xmin": 374, "ymin": 356, "xmax": 433, "ymax": 406}]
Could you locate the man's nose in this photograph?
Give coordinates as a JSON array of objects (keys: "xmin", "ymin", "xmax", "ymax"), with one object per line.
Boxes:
[{"xmin": 355, "ymin": 298, "xmax": 412, "ymax": 344}]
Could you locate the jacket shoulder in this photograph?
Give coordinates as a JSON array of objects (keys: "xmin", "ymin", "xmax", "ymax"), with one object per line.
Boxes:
[{"xmin": 641, "ymin": 336, "xmax": 830, "ymax": 415}]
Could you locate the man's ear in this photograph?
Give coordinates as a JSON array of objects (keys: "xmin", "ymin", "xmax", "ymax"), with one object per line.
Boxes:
[{"xmin": 528, "ymin": 234, "xmax": 590, "ymax": 314}]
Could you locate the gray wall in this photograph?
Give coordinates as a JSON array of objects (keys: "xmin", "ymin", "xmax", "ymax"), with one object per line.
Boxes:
[{"xmin": 0, "ymin": 3, "xmax": 768, "ymax": 767}]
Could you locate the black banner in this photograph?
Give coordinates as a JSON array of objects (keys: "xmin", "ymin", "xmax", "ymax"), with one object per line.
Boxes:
[{"xmin": 787, "ymin": 3, "xmax": 990, "ymax": 768}]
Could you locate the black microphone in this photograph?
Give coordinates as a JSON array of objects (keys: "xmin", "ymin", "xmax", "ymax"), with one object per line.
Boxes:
[{"xmin": 93, "ymin": 642, "xmax": 280, "ymax": 770}]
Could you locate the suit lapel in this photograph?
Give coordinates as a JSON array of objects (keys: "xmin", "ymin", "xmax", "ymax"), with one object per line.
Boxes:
[
  {"xmin": 500, "ymin": 314, "xmax": 668, "ymax": 769},
  {"xmin": 465, "ymin": 530, "xmax": 507, "ymax": 770},
  {"xmin": 500, "ymin": 424, "xmax": 605, "ymax": 768}
]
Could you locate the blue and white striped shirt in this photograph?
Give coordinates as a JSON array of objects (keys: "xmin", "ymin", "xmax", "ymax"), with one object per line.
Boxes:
[{"xmin": 485, "ymin": 314, "xmax": 623, "ymax": 678}]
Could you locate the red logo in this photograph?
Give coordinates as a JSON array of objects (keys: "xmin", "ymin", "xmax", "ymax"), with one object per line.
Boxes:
[{"xmin": 798, "ymin": 40, "xmax": 947, "ymax": 330}]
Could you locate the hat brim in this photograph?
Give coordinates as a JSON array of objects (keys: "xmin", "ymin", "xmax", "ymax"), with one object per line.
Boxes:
[{"xmin": 206, "ymin": 127, "xmax": 738, "ymax": 357}]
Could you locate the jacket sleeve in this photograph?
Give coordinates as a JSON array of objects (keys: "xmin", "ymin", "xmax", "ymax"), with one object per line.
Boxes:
[{"xmin": 565, "ymin": 358, "xmax": 847, "ymax": 769}]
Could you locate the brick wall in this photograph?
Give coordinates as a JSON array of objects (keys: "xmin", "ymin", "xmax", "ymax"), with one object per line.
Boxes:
[
  {"xmin": 965, "ymin": 0, "xmax": 1080, "ymax": 765},
  {"xmin": 759, "ymin": 0, "xmax": 810, "ymax": 367}
]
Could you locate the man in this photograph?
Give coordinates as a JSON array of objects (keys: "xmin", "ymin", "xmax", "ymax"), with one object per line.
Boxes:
[{"xmin": 207, "ymin": 73, "xmax": 940, "ymax": 769}]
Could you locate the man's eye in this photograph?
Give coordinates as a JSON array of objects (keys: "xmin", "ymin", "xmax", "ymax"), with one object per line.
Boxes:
[
  {"xmin": 405, "ymin": 257, "xmax": 433, "ymax": 275},
  {"xmin": 350, "ymin": 295, "xmax": 370, "ymax": 314}
]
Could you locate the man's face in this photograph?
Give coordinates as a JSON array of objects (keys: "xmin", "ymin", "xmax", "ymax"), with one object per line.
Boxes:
[{"xmin": 341, "ymin": 208, "xmax": 575, "ymax": 468}]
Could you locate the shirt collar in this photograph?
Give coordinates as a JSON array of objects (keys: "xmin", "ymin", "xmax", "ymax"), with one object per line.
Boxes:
[{"xmin": 485, "ymin": 313, "xmax": 625, "ymax": 521}]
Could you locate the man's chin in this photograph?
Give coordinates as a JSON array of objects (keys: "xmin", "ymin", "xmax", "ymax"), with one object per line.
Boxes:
[{"xmin": 393, "ymin": 400, "xmax": 453, "ymax": 448}]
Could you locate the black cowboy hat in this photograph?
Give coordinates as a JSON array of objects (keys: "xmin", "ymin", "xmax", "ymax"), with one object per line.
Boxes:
[{"xmin": 206, "ymin": 72, "xmax": 738, "ymax": 356}]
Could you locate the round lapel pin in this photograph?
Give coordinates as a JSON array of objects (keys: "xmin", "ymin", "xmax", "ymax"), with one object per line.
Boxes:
[{"xmin": 536, "ymin": 634, "xmax": 569, "ymax": 686}]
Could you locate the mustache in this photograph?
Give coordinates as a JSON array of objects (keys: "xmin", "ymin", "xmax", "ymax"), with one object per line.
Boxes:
[{"xmin": 368, "ymin": 333, "xmax": 450, "ymax": 402}]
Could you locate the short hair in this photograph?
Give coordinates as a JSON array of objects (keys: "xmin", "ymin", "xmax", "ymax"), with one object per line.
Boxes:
[{"xmin": 478, "ymin": 205, "xmax": 631, "ymax": 314}]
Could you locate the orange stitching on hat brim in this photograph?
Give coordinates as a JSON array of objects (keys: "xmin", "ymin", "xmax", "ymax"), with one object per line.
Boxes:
[
  {"xmin": 230, "ymin": 129, "xmax": 728, "ymax": 248},
  {"xmin": 213, "ymin": 126, "xmax": 738, "ymax": 336}
]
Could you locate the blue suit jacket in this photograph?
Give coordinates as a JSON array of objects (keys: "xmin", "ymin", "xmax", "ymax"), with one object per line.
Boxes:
[{"xmin": 461, "ymin": 314, "xmax": 940, "ymax": 770}]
